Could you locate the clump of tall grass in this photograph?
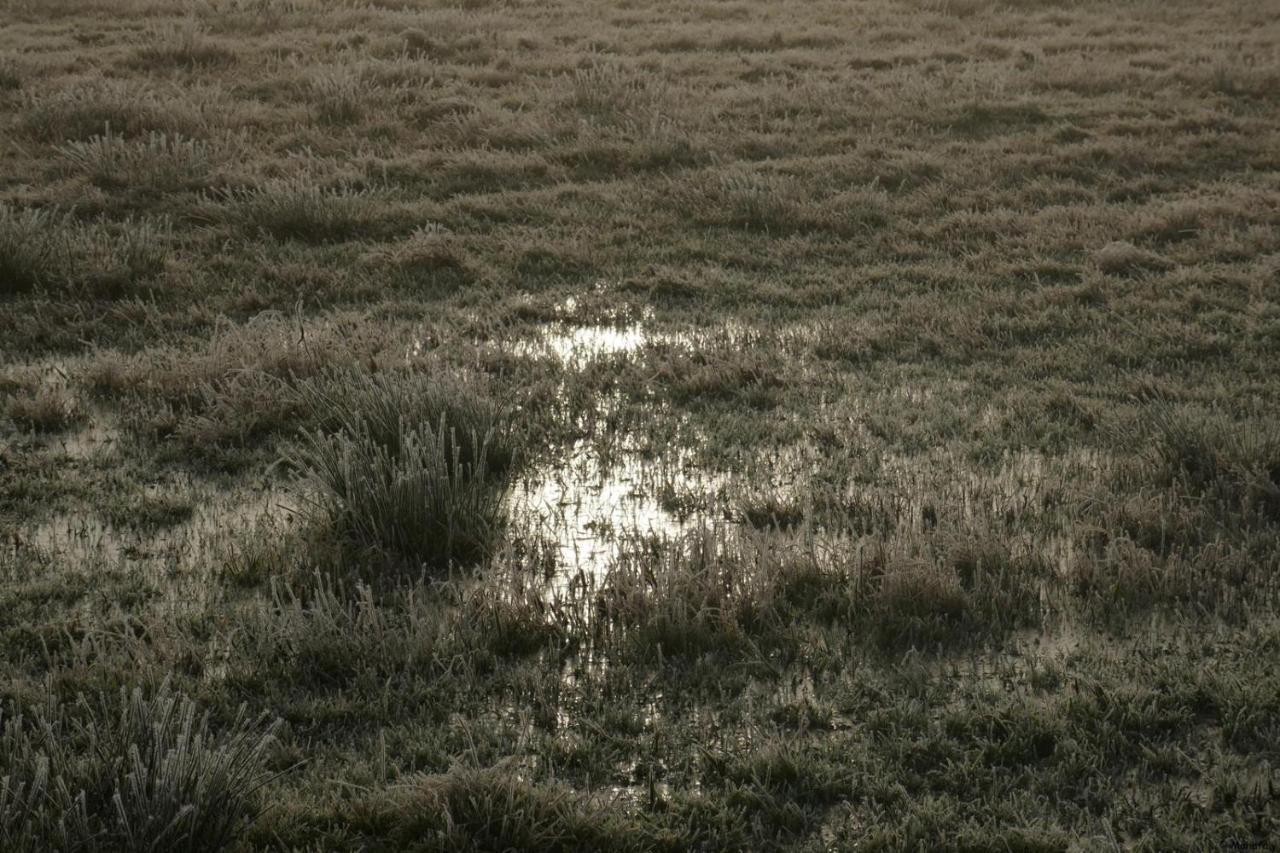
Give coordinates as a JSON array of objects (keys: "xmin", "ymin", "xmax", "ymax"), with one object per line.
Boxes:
[
  {"xmin": 0, "ymin": 204, "xmax": 168, "ymax": 297},
  {"xmin": 73, "ymin": 215, "xmax": 170, "ymax": 299},
  {"xmin": 364, "ymin": 225, "xmax": 472, "ymax": 278},
  {"xmin": 1093, "ymin": 240, "xmax": 1173, "ymax": 276},
  {"xmin": 0, "ymin": 205, "xmax": 60, "ymax": 295},
  {"xmin": 1125, "ymin": 402, "xmax": 1280, "ymax": 522},
  {"xmin": 18, "ymin": 83, "xmax": 200, "ymax": 142},
  {"xmin": 227, "ymin": 568, "xmax": 561, "ymax": 688},
  {"xmin": 0, "ymin": 682, "xmax": 278, "ymax": 853},
  {"xmin": 0, "ymin": 59, "xmax": 21, "ymax": 92},
  {"xmin": 289, "ymin": 369, "xmax": 516, "ymax": 569},
  {"xmin": 565, "ymin": 62, "xmax": 667, "ymax": 126},
  {"xmin": 592, "ymin": 525, "xmax": 1048, "ymax": 660},
  {"xmin": 310, "ymin": 71, "xmax": 366, "ymax": 126},
  {"xmin": 5, "ymin": 386, "xmax": 81, "ymax": 433},
  {"xmin": 131, "ymin": 25, "xmax": 236, "ymax": 71},
  {"xmin": 215, "ymin": 181, "xmax": 374, "ymax": 243},
  {"xmin": 349, "ymin": 767, "xmax": 640, "ymax": 852},
  {"xmin": 301, "ymin": 368, "xmax": 515, "ymax": 476},
  {"xmin": 670, "ymin": 170, "xmax": 887, "ymax": 238},
  {"xmin": 59, "ymin": 130, "xmax": 211, "ymax": 192}
]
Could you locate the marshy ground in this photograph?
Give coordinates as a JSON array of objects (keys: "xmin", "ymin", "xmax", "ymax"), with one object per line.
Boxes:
[{"xmin": 2, "ymin": 0, "xmax": 1280, "ymax": 849}]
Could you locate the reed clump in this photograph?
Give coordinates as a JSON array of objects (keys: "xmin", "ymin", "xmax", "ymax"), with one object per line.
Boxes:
[
  {"xmin": 289, "ymin": 369, "xmax": 516, "ymax": 570},
  {"xmin": 0, "ymin": 682, "xmax": 277, "ymax": 853}
]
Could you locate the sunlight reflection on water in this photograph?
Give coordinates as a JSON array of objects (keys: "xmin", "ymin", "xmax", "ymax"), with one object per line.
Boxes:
[
  {"xmin": 508, "ymin": 439, "xmax": 712, "ymax": 595},
  {"xmin": 511, "ymin": 322, "xmax": 648, "ymax": 369}
]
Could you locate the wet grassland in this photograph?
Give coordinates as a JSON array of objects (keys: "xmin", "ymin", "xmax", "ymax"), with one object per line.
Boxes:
[{"xmin": 2, "ymin": 0, "xmax": 1280, "ymax": 849}]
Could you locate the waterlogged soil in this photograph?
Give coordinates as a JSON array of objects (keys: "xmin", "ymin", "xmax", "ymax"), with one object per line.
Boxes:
[
  {"xmin": 6, "ymin": 311, "xmax": 1114, "ymax": 618},
  {"xmin": 509, "ymin": 439, "xmax": 714, "ymax": 595},
  {"xmin": 501, "ymin": 316, "xmax": 1113, "ymax": 606}
]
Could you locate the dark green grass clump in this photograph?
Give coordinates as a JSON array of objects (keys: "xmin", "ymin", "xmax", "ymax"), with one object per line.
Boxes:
[
  {"xmin": 346, "ymin": 767, "xmax": 644, "ymax": 853},
  {"xmin": 1137, "ymin": 403, "xmax": 1280, "ymax": 522},
  {"xmin": 0, "ymin": 682, "xmax": 277, "ymax": 853},
  {"xmin": 216, "ymin": 182, "xmax": 376, "ymax": 244},
  {"xmin": 0, "ymin": 203, "xmax": 168, "ymax": 299},
  {"xmin": 0, "ymin": 205, "xmax": 58, "ymax": 296},
  {"xmin": 290, "ymin": 369, "xmax": 516, "ymax": 569}
]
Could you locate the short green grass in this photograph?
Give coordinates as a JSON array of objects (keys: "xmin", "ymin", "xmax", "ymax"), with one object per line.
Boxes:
[{"xmin": 2, "ymin": 0, "xmax": 1279, "ymax": 849}]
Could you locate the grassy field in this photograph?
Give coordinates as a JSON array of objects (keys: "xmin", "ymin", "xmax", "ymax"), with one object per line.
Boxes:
[{"xmin": 2, "ymin": 0, "xmax": 1280, "ymax": 848}]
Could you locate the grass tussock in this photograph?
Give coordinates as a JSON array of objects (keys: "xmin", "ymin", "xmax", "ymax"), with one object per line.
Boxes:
[
  {"xmin": 0, "ymin": 204, "xmax": 168, "ymax": 298},
  {"xmin": 0, "ymin": 60, "xmax": 22, "ymax": 92},
  {"xmin": 1093, "ymin": 240, "xmax": 1174, "ymax": 276},
  {"xmin": 565, "ymin": 62, "xmax": 668, "ymax": 126},
  {"xmin": 0, "ymin": 205, "xmax": 60, "ymax": 295},
  {"xmin": 59, "ymin": 130, "xmax": 212, "ymax": 193},
  {"xmin": 650, "ymin": 340, "xmax": 786, "ymax": 410},
  {"xmin": 1128, "ymin": 403, "xmax": 1280, "ymax": 522},
  {"xmin": 131, "ymin": 26, "xmax": 237, "ymax": 72},
  {"xmin": 289, "ymin": 369, "xmax": 516, "ymax": 569},
  {"xmin": 671, "ymin": 170, "xmax": 888, "ymax": 238},
  {"xmin": 216, "ymin": 182, "xmax": 376, "ymax": 244},
  {"xmin": 0, "ymin": 682, "xmax": 277, "ymax": 853},
  {"xmin": 366, "ymin": 225, "xmax": 471, "ymax": 275},
  {"xmin": 5, "ymin": 387, "xmax": 81, "ymax": 433},
  {"xmin": 82, "ymin": 313, "xmax": 405, "ymax": 467},
  {"xmin": 341, "ymin": 767, "xmax": 643, "ymax": 853},
  {"xmin": 309, "ymin": 71, "xmax": 367, "ymax": 127},
  {"xmin": 224, "ymin": 566, "xmax": 562, "ymax": 689},
  {"xmin": 18, "ymin": 82, "xmax": 201, "ymax": 142}
]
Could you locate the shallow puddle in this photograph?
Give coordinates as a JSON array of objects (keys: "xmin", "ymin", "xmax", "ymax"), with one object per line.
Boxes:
[
  {"xmin": 508, "ymin": 439, "xmax": 719, "ymax": 595},
  {"xmin": 512, "ymin": 322, "xmax": 649, "ymax": 370},
  {"xmin": 505, "ymin": 422, "xmax": 1112, "ymax": 603}
]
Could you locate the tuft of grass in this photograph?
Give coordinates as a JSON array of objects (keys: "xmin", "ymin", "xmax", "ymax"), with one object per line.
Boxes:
[
  {"xmin": 1137, "ymin": 403, "xmax": 1280, "ymax": 521},
  {"xmin": 0, "ymin": 204, "xmax": 168, "ymax": 298},
  {"xmin": 671, "ymin": 170, "xmax": 887, "ymax": 237},
  {"xmin": 1093, "ymin": 240, "xmax": 1174, "ymax": 276},
  {"xmin": 0, "ymin": 59, "xmax": 21, "ymax": 92},
  {"xmin": 101, "ymin": 491, "xmax": 197, "ymax": 530},
  {"xmin": 293, "ymin": 418, "xmax": 506, "ymax": 568},
  {"xmin": 76, "ymin": 216, "xmax": 170, "ymax": 299},
  {"xmin": 347, "ymin": 766, "xmax": 643, "ymax": 853},
  {"xmin": 18, "ymin": 83, "xmax": 198, "ymax": 142},
  {"xmin": 300, "ymin": 368, "xmax": 516, "ymax": 477},
  {"xmin": 565, "ymin": 62, "xmax": 666, "ymax": 126},
  {"xmin": 948, "ymin": 102, "xmax": 1050, "ymax": 137},
  {"xmin": 174, "ymin": 369, "xmax": 310, "ymax": 461},
  {"xmin": 365, "ymin": 225, "xmax": 473, "ymax": 279},
  {"xmin": 310, "ymin": 71, "xmax": 366, "ymax": 126},
  {"xmin": 289, "ymin": 370, "xmax": 516, "ymax": 569},
  {"xmin": 216, "ymin": 181, "xmax": 375, "ymax": 244},
  {"xmin": 0, "ymin": 682, "xmax": 278, "ymax": 853},
  {"xmin": 131, "ymin": 27, "xmax": 236, "ymax": 71},
  {"xmin": 5, "ymin": 387, "xmax": 81, "ymax": 433},
  {"xmin": 0, "ymin": 205, "xmax": 60, "ymax": 295},
  {"xmin": 738, "ymin": 493, "xmax": 808, "ymax": 530},
  {"xmin": 59, "ymin": 130, "xmax": 211, "ymax": 193},
  {"xmin": 866, "ymin": 560, "xmax": 971, "ymax": 650},
  {"xmin": 594, "ymin": 527, "xmax": 1048, "ymax": 661},
  {"xmin": 401, "ymin": 28, "xmax": 439, "ymax": 58},
  {"xmin": 652, "ymin": 343, "xmax": 785, "ymax": 410}
]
